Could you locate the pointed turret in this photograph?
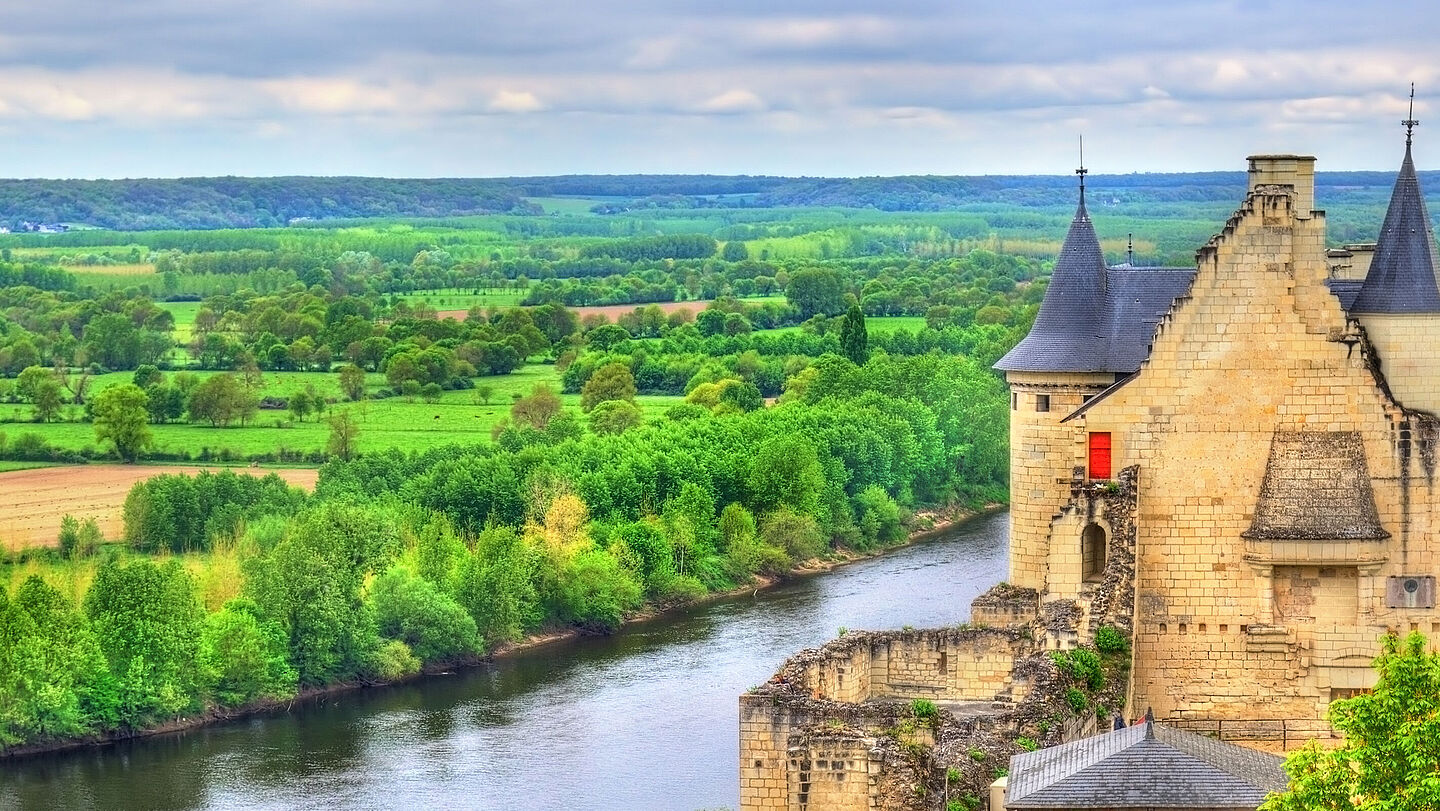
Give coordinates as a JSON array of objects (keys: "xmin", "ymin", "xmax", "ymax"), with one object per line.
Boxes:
[
  {"xmin": 1351, "ymin": 94, "xmax": 1440, "ymax": 313},
  {"xmin": 994, "ymin": 171, "xmax": 1110, "ymax": 371}
]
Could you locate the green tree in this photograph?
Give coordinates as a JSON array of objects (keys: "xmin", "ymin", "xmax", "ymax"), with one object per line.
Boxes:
[
  {"xmin": 243, "ymin": 502, "xmax": 394, "ymax": 686},
  {"xmin": 722, "ymin": 240, "xmax": 748, "ymax": 262},
  {"xmin": 786, "ymin": 268, "xmax": 847, "ymax": 318},
  {"xmin": 585, "ymin": 324, "xmax": 632, "ymax": 352},
  {"xmin": 369, "ymin": 566, "xmax": 481, "ymax": 663},
  {"xmin": 839, "ymin": 304, "xmax": 869, "ymax": 364},
  {"xmin": 1262, "ymin": 632, "xmax": 1440, "ymax": 811},
  {"xmin": 132, "ymin": 365, "xmax": 163, "ymax": 389},
  {"xmin": 749, "ymin": 435, "xmax": 826, "ymax": 515},
  {"xmin": 58, "ymin": 514, "xmax": 80, "ymax": 559},
  {"xmin": 0, "ymin": 578, "xmax": 118, "ymax": 744},
  {"xmin": 83, "ymin": 559, "xmax": 205, "ymax": 725},
  {"xmin": 199, "ymin": 598, "xmax": 298, "ymax": 707},
  {"xmin": 187, "ymin": 373, "xmax": 257, "ymax": 427},
  {"xmin": 288, "ymin": 389, "xmax": 314, "ymax": 423},
  {"xmin": 511, "ymin": 383, "xmax": 562, "ymax": 430},
  {"xmin": 16, "ymin": 365, "xmax": 63, "ymax": 423},
  {"xmin": 452, "ymin": 525, "xmax": 537, "ymax": 645},
  {"xmin": 581, "ymin": 362, "xmax": 637, "ymax": 412},
  {"xmin": 326, "ymin": 410, "xmax": 360, "ymax": 461},
  {"xmin": 589, "ymin": 400, "xmax": 643, "ymax": 435},
  {"xmin": 718, "ymin": 380, "xmax": 763, "ymax": 413},
  {"xmin": 338, "ymin": 363, "xmax": 367, "ymax": 401},
  {"xmin": 92, "ymin": 383, "xmax": 152, "ymax": 462},
  {"xmin": 144, "ymin": 383, "xmax": 186, "ymax": 424}
]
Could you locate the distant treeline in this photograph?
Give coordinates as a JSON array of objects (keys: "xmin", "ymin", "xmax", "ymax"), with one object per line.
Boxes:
[
  {"xmin": 0, "ymin": 170, "xmax": 1433, "ymax": 231},
  {"xmin": 0, "ymin": 177, "xmax": 540, "ymax": 231}
]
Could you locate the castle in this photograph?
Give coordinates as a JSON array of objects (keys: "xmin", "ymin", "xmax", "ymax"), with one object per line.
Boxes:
[
  {"xmin": 739, "ymin": 123, "xmax": 1440, "ymax": 810},
  {"xmin": 996, "ymin": 129, "xmax": 1440, "ymax": 725}
]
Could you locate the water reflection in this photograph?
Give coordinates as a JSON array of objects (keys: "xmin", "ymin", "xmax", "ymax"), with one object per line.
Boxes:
[{"xmin": 0, "ymin": 511, "xmax": 1007, "ymax": 811}]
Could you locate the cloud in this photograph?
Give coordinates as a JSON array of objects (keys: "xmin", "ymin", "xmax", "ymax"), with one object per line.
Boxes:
[
  {"xmin": 0, "ymin": 1, "xmax": 1437, "ymax": 176},
  {"xmin": 488, "ymin": 90, "xmax": 545, "ymax": 114},
  {"xmin": 693, "ymin": 89, "xmax": 765, "ymax": 114}
]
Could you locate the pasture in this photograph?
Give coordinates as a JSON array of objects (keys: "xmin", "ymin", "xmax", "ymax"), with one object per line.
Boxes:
[{"xmin": 0, "ymin": 363, "xmax": 685, "ymax": 460}]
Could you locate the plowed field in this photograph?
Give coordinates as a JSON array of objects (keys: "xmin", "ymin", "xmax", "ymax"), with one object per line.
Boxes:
[{"xmin": 0, "ymin": 465, "xmax": 318, "ymax": 551}]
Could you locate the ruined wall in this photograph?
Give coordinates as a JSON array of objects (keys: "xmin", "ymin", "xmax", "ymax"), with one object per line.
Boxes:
[
  {"xmin": 1075, "ymin": 159, "xmax": 1440, "ymax": 732},
  {"xmin": 739, "ymin": 627, "xmax": 1040, "ymax": 811}
]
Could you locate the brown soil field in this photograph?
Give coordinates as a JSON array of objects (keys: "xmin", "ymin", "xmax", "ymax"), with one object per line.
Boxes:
[
  {"xmin": 0, "ymin": 465, "xmax": 319, "ymax": 551},
  {"xmin": 435, "ymin": 299, "xmax": 714, "ymax": 322}
]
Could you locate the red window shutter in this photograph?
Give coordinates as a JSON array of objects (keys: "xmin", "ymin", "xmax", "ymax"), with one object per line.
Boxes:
[{"xmin": 1089, "ymin": 432, "xmax": 1112, "ymax": 480}]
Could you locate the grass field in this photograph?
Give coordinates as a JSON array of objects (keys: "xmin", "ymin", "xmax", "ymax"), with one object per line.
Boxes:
[
  {"xmin": 0, "ymin": 364, "xmax": 685, "ymax": 459},
  {"xmin": 526, "ymin": 196, "xmax": 611, "ymax": 215}
]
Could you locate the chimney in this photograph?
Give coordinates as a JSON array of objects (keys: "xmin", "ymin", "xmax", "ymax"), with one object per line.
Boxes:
[{"xmin": 1247, "ymin": 154, "xmax": 1316, "ymax": 218}]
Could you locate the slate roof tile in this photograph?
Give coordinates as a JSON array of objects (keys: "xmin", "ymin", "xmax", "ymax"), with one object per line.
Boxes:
[
  {"xmin": 1005, "ymin": 722, "xmax": 1288, "ymax": 809},
  {"xmin": 994, "ymin": 185, "xmax": 1195, "ymax": 374},
  {"xmin": 1350, "ymin": 141, "xmax": 1440, "ymax": 313}
]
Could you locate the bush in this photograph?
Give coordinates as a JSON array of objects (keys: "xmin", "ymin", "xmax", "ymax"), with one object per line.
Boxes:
[
  {"xmin": 910, "ymin": 698, "xmax": 938, "ymax": 722},
  {"xmin": 1065, "ymin": 687, "xmax": 1089, "ymax": 713},
  {"xmin": 1051, "ymin": 647, "xmax": 1105, "ymax": 690},
  {"xmin": 369, "ymin": 566, "xmax": 481, "ymax": 663},
  {"xmin": 200, "ymin": 599, "xmax": 298, "ymax": 706},
  {"xmin": 1095, "ymin": 625, "xmax": 1130, "ymax": 654},
  {"xmin": 368, "ymin": 639, "xmax": 421, "ymax": 681}
]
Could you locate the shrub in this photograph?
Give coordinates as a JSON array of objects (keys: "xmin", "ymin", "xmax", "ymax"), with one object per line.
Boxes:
[
  {"xmin": 368, "ymin": 639, "xmax": 421, "ymax": 681},
  {"xmin": 1095, "ymin": 625, "xmax": 1130, "ymax": 654},
  {"xmin": 910, "ymin": 698, "xmax": 938, "ymax": 722},
  {"xmin": 369, "ymin": 566, "xmax": 481, "ymax": 663},
  {"xmin": 1065, "ymin": 687, "xmax": 1089, "ymax": 713},
  {"xmin": 1016, "ymin": 736, "xmax": 1038, "ymax": 751},
  {"xmin": 1051, "ymin": 647, "xmax": 1105, "ymax": 690}
]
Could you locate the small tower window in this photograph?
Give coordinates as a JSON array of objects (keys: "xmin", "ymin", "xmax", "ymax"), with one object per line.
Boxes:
[
  {"xmin": 1035, "ymin": 394, "xmax": 1050, "ymax": 413},
  {"xmin": 1082, "ymin": 523, "xmax": 1107, "ymax": 581},
  {"xmin": 1011, "ymin": 392, "xmax": 1018, "ymax": 411}
]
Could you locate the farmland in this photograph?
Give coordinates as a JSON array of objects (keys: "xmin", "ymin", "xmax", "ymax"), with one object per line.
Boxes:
[{"xmin": 0, "ymin": 464, "xmax": 318, "ymax": 551}]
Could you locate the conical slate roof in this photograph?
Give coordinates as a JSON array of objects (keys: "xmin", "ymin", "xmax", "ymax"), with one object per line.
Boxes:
[
  {"xmin": 995, "ymin": 183, "xmax": 1195, "ymax": 374},
  {"xmin": 1350, "ymin": 141, "xmax": 1440, "ymax": 313},
  {"xmin": 994, "ymin": 188, "xmax": 1110, "ymax": 371}
]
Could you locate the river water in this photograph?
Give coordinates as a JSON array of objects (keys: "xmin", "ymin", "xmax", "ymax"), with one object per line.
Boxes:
[{"xmin": 0, "ymin": 511, "xmax": 1008, "ymax": 811}]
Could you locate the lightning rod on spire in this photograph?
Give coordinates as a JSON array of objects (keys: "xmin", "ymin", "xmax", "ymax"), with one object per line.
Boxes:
[
  {"xmin": 1076, "ymin": 135, "xmax": 1088, "ymax": 192},
  {"xmin": 1404, "ymin": 83, "xmax": 1419, "ymax": 146}
]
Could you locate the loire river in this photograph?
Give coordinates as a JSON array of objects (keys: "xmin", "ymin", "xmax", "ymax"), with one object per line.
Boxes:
[{"xmin": 0, "ymin": 511, "xmax": 1008, "ymax": 811}]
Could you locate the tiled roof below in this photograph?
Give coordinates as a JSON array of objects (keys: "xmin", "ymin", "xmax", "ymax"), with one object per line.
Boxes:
[{"xmin": 1006, "ymin": 722, "xmax": 1288, "ymax": 809}]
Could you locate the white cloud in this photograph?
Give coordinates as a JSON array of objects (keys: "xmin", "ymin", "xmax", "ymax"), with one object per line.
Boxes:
[
  {"xmin": 693, "ymin": 89, "xmax": 765, "ymax": 114},
  {"xmin": 488, "ymin": 90, "xmax": 545, "ymax": 114}
]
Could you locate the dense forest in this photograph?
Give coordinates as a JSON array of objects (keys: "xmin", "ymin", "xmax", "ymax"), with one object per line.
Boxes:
[{"xmin": 1, "ymin": 170, "xmax": 1434, "ymax": 231}]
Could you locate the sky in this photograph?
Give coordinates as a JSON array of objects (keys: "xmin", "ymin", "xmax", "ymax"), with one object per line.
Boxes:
[{"xmin": 0, "ymin": 0, "xmax": 1436, "ymax": 179}]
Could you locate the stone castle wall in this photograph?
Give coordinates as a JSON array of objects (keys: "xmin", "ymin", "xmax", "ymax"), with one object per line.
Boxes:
[{"xmin": 1068, "ymin": 159, "xmax": 1440, "ymax": 730}]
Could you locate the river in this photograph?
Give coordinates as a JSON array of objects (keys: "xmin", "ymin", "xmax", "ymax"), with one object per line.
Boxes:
[{"xmin": 0, "ymin": 511, "xmax": 1008, "ymax": 811}]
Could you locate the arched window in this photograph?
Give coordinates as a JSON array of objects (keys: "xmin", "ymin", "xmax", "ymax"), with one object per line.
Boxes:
[{"xmin": 1082, "ymin": 524, "xmax": 1107, "ymax": 581}]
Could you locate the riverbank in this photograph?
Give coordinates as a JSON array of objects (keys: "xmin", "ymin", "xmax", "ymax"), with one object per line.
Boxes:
[{"xmin": 0, "ymin": 501, "xmax": 1000, "ymax": 761}]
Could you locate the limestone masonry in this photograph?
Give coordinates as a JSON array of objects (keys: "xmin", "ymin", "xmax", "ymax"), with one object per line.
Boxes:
[{"xmin": 740, "ymin": 129, "xmax": 1440, "ymax": 810}]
